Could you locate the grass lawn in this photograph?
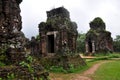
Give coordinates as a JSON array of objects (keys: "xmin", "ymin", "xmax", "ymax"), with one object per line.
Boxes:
[{"xmin": 91, "ymin": 60, "xmax": 120, "ymax": 80}]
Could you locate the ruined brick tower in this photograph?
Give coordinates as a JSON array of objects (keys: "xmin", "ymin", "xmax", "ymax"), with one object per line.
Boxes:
[
  {"xmin": 85, "ymin": 17, "xmax": 113, "ymax": 55},
  {"xmin": 0, "ymin": 0, "xmax": 28, "ymax": 63},
  {"xmin": 0, "ymin": 0, "xmax": 26, "ymax": 48},
  {"xmin": 39, "ymin": 7, "xmax": 78, "ymax": 56}
]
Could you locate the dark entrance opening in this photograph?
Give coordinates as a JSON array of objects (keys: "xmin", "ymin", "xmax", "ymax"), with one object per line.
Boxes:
[
  {"xmin": 88, "ymin": 40, "xmax": 92, "ymax": 52},
  {"xmin": 48, "ymin": 35, "xmax": 54, "ymax": 53}
]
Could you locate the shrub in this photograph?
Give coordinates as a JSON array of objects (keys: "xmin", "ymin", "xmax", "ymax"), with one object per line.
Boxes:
[{"xmin": 7, "ymin": 73, "xmax": 15, "ymax": 80}]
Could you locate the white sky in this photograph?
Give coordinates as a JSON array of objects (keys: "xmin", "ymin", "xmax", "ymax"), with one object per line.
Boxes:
[{"xmin": 20, "ymin": 0, "xmax": 120, "ymax": 39}]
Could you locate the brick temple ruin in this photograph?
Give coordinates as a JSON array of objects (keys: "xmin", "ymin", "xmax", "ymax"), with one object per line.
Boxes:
[
  {"xmin": 0, "ymin": 1, "xmax": 86, "ymax": 78},
  {"xmin": 0, "ymin": 0, "xmax": 26, "ymax": 49},
  {"xmin": 0, "ymin": 0, "xmax": 49, "ymax": 79},
  {"xmin": 85, "ymin": 17, "xmax": 113, "ymax": 55},
  {"xmin": 0, "ymin": 0, "xmax": 28, "ymax": 62},
  {"xmin": 39, "ymin": 7, "xmax": 78, "ymax": 56},
  {"xmin": 38, "ymin": 7, "xmax": 86, "ymax": 71}
]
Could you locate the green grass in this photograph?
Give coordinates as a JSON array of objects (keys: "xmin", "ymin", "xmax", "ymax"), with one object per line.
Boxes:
[
  {"xmin": 49, "ymin": 64, "xmax": 88, "ymax": 73},
  {"xmin": 94, "ymin": 52, "xmax": 120, "ymax": 58},
  {"xmin": 91, "ymin": 60, "xmax": 120, "ymax": 80},
  {"xmin": 85, "ymin": 53, "xmax": 120, "ymax": 62}
]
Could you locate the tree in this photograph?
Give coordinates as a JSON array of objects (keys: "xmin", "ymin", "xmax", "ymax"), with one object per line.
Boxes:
[
  {"xmin": 76, "ymin": 33, "xmax": 86, "ymax": 53},
  {"xmin": 113, "ymin": 35, "xmax": 120, "ymax": 52}
]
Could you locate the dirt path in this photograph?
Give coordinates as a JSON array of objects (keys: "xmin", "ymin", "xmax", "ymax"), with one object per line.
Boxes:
[
  {"xmin": 83, "ymin": 61, "xmax": 107, "ymax": 75},
  {"xmin": 72, "ymin": 61, "xmax": 108, "ymax": 80},
  {"xmin": 50, "ymin": 61, "xmax": 109, "ymax": 80}
]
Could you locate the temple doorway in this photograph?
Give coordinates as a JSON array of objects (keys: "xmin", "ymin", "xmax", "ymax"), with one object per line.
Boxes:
[
  {"xmin": 88, "ymin": 40, "xmax": 92, "ymax": 53},
  {"xmin": 47, "ymin": 34, "xmax": 54, "ymax": 53}
]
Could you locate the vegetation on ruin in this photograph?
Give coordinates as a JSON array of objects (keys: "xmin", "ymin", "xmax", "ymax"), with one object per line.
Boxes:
[
  {"xmin": 49, "ymin": 63, "xmax": 87, "ymax": 73},
  {"xmin": 0, "ymin": 54, "xmax": 49, "ymax": 80},
  {"xmin": 0, "ymin": 44, "xmax": 9, "ymax": 62},
  {"xmin": 91, "ymin": 17, "xmax": 104, "ymax": 24},
  {"xmin": 90, "ymin": 17, "xmax": 105, "ymax": 28},
  {"xmin": 39, "ymin": 54, "xmax": 86, "ymax": 73}
]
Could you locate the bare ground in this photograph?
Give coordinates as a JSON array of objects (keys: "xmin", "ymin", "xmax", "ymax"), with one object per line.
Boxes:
[{"xmin": 50, "ymin": 61, "xmax": 109, "ymax": 80}]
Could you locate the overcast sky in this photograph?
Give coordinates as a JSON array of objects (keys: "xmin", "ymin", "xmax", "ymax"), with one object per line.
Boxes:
[{"xmin": 20, "ymin": 0, "xmax": 120, "ymax": 39}]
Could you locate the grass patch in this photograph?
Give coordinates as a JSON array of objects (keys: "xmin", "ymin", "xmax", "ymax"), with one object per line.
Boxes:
[
  {"xmin": 49, "ymin": 64, "xmax": 88, "ymax": 73},
  {"xmin": 84, "ymin": 56, "xmax": 110, "ymax": 63},
  {"xmin": 94, "ymin": 52, "xmax": 120, "ymax": 58},
  {"xmin": 91, "ymin": 60, "xmax": 120, "ymax": 80},
  {"xmin": 108, "ymin": 53, "xmax": 120, "ymax": 58},
  {"xmin": 86, "ymin": 53, "xmax": 120, "ymax": 62}
]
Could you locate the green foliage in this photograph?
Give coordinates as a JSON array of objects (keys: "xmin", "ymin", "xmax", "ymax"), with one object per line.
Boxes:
[
  {"xmin": 95, "ymin": 53, "xmax": 120, "ymax": 58},
  {"xmin": 0, "ymin": 78, "xmax": 2, "ymax": 80},
  {"xmin": 90, "ymin": 17, "xmax": 105, "ymax": 26},
  {"xmin": 19, "ymin": 61, "xmax": 28, "ymax": 67},
  {"xmin": 39, "ymin": 78, "xmax": 43, "ymax": 80},
  {"xmin": 0, "ymin": 55, "xmax": 7, "ymax": 62},
  {"xmin": 77, "ymin": 33, "xmax": 86, "ymax": 53},
  {"xmin": 27, "ymin": 55, "xmax": 33, "ymax": 63},
  {"xmin": 0, "ymin": 45, "xmax": 8, "ymax": 61},
  {"xmin": 19, "ymin": 61, "xmax": 33, "ymax": 73},
  {"xmin": 113, "ymin": 35, "xmax": 120, "ymax": 52},
  {"xmin": 0, "ymin": 61, "xmax": 6, "ymax": 66},
  {"xmin": 0, "ymin": 48, "xmax": 6, "ymax": 54},
  {"xmin": 86, "ymin": 53, "xmax": 120, "ymax": 62},
  {"xmin": 49, "ymin": 64, "xmax": 87, "ymax": 73},
  {"xmin": 19, "ymin": 55, "xmax": 34, "ymax": 73},
  {"xmin": 92, "ymin": 60, "xmax": 120, "ymax": 80},
  {"xmin": 89, "ymin": 57, "xmax": 109, "ymax": 62},
  {"xmin": 67, "ymin": 64, "xmax": 75, "ymax": 73},
  {"xmin": 87, "ymin": 29, "xmax": 99, "ymax": 36},
  {"xmin": 7, "ymin": 73, "xmax": 15, "ymax": 80},
  {"xmin": 108, "ymin": 53, "xmax": 120, "ymax": 58},
  {"xmin": 50, "ymin": 66, "xmax": 67, "ymax": 73},
  {"xmin": 19, "ymin": 55, "xmax": 48, "ymax": 80},
  {"xmin": 114, "ymin": 35, "xmax": 120, "ymax": 41}
]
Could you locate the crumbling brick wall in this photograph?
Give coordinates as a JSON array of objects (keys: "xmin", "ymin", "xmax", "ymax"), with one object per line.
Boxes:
[
  {"xmin": 85, "ymin": 17, "xmax": 113, "ymax": 55},
  {"xmin": 39, "ymin": 7, "xmax": 78, "ymax": 56}
]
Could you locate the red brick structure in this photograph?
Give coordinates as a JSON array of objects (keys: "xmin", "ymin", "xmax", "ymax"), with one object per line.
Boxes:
[
  {"xmin": 38, "ymin": 7, "xmax": 78, "ymax": 56},
  {"xmin": 0, "ymin": 0, "xmax": 26, "ymax": 48},
  {"xmin": 85, "ymin": 17, "xmax": 113, "ymax": 55}
]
